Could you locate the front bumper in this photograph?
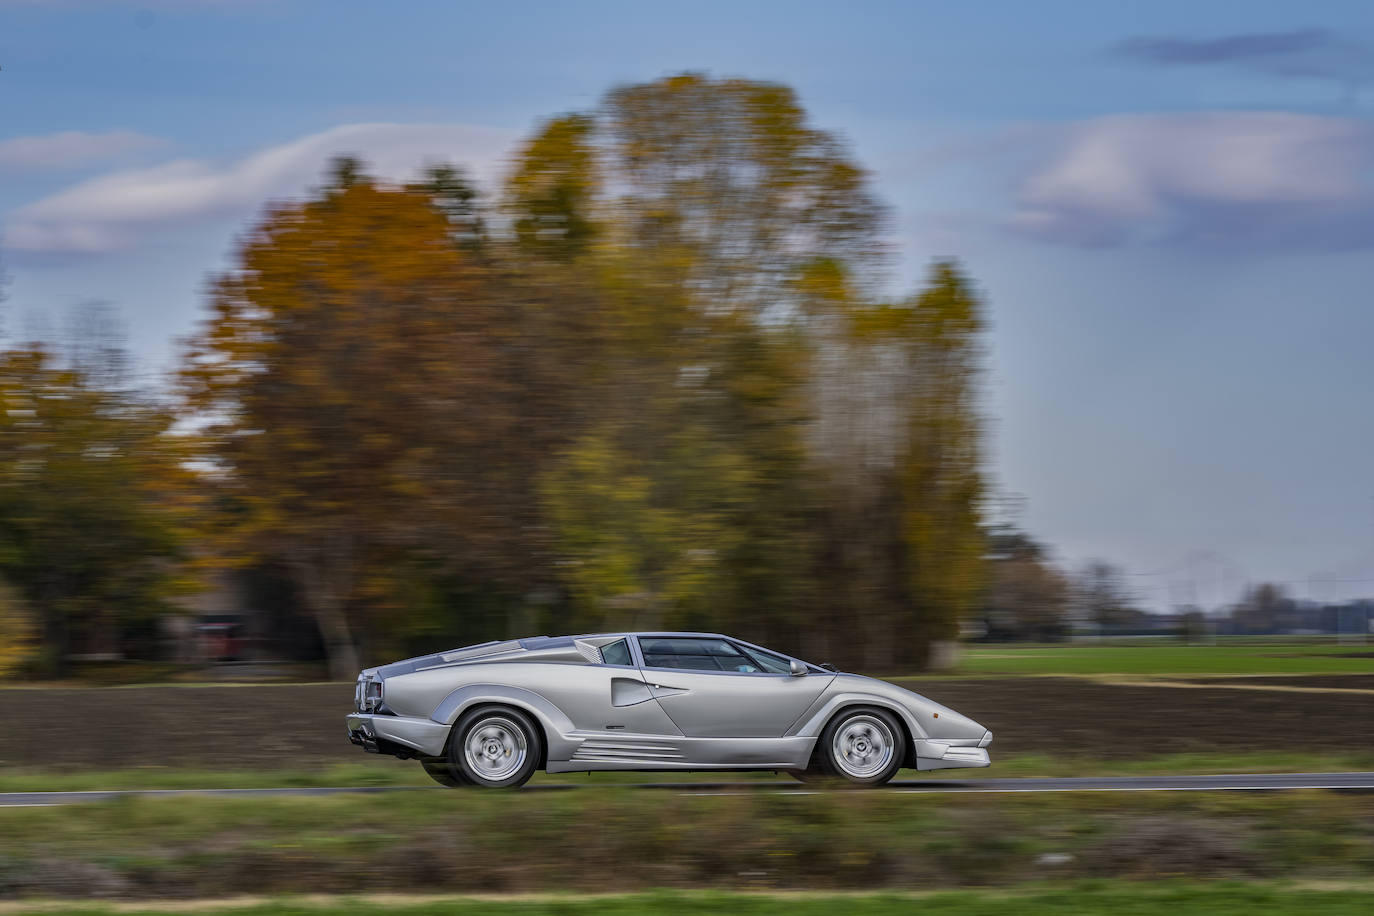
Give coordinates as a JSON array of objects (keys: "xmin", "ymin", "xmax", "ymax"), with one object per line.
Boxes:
[
  {"xmin": 346, "ymin": 713, "xmax": 451, "ymax": 759},
  {"xmin": 913, "ymin": 729, "xmax": 993, "ymax": 771}
]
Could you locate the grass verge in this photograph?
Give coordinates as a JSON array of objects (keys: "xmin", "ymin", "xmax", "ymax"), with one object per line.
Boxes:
[
  {"xmin": 2, "ymin": 884, "xmax": 1374, "ymax": 915},
  {"xmin": 2, "ymin": 787, "xmax": 1373, "ymax": 897}
]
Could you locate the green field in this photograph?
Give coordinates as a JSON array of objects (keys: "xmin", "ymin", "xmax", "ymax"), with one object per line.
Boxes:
[
  {"xmin": 951, "ymin": 641, "xmax": 1374, "ymax": 677},
  {"xmin": 5, "ymin": 885, "xmax": 1373, "ymax": 916}
]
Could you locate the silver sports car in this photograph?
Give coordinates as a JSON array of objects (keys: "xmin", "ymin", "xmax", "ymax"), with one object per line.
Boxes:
[{"xmin": 346, "ymin": 632, "xmax": 992, "ymax": 788}]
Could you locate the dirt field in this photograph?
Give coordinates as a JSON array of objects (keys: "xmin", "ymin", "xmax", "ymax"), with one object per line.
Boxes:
[
  {"xmin": 6, "ymin": 676, "xmax": 1371, "ymax": 770},
  {"xmin": 1176, "ymin": 674, "xmax": 1374, "ymax": 690}
]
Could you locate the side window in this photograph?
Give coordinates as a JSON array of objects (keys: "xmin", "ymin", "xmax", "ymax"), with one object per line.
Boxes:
[
  {"xmin": 736, "ymin": 644, "xmax": 794, "ymax": 675},
  {"xmin": 640, "ymin": 637, "xmax": 762, "ymax": 673},
  {"xmin": 600, "ymin": 638, "xmax": 632, "ymax": 667}
]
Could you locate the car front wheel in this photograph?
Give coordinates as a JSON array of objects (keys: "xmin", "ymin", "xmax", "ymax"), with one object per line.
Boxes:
[
  {"xmin": 820, "ymin": 707, "xmax": 904, "ymax": 786},
  {"xmin": 450, "ymin": 707, "xmax": 542, "ymax": 788}
]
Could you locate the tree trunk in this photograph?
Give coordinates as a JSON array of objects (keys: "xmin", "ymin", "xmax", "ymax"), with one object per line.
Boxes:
[
  {"xmin": 292, "ymin": 551, "xmax": 361, "ymax": 681},
  {"xmin": 925, "ymin": 639, "xmax": 960, "ymax": 672},
  {"xmin": 41, "ymin": 604, "xmax": 70, "ymax": 679},
  {"xmin": 313, "ymin": 593, "xmax": 361, "ymax": 681},
  {"xmin": 39, "ymin": 580, "xmax": 71, "ymax": 679}
]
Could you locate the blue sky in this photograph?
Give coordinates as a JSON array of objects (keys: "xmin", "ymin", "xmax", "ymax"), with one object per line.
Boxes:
[{"xmin": 4, "ymin": 0, "xmax": 1374, "ymax": 610}]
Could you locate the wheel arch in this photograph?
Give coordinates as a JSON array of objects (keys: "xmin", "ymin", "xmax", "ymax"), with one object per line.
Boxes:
[
  {"xmin": 791, "ymin": 693, "xmax": 925, "ymax": 766},
  {"xmin": 431, "ymin": 683, "xmax": 576, "ymax": 768}
]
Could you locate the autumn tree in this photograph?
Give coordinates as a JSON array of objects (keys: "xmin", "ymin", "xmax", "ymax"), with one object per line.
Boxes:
[
  {"xmin": 896, "ymin": 262, "xmax": 987, "ymax": 665},
  {"xmin": 0, "ymin": 583, "xmax": 33, "ymax": 679},
  {"xmin": 180, "ymin": 160, "xmax": 572, "ymax": 677},
  {"xmin": 541, "ymin": 425, "xmax": 751, "ymax": 632},
  {"xmin": 505, "ymin": 75, "xmax": 991, "ymax": 666},
  {"xmin": 0, "ymin": 346, "xmax": 187, "ymax": 676},
  {"xmin": 1232, "ymin": 582, "xmax": 1297, "ymax": 635},
  {"xmin": 182, "ymin": 75, "xmax": 995, "ymax": 674},
  {"xmin": 803, "ymin": 261, "xmax": 988, "ymax": 668},
  {"xmin": 506, "ymin": 114, "xmax": 600, "ymax": 262},
  {"xmin": 511, "ymin": 75, "xmax": 882, "ymax": 648},
  {"xmin": 0, "ymin": 257, "xmax": 27, "ymax": 679},
  {"xmin": 981, "ymin": 528, "xmax": 1070, "ymax": 642},
  {"xmin": 1074, "ymin": 561, "xmax": 1142, "ymax": 634}
]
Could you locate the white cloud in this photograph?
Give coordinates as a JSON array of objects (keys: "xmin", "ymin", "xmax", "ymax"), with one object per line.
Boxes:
[
  {"xmin": 0, "ymin": 130, "xmax": 165, "ymax": 172},
  {"xmin": 1007, "ymin": 112, "xmax": 1374, "ymax": 248},
  {"xmin": 4, "ymin": 122, "xmax": 518, "ymax": 254}
]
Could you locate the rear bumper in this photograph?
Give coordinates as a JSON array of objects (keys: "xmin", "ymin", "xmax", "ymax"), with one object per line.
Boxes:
[
  {"xmin": 345, "ymin": 713, "xmax": 450, "ymax": 758},
  {"xmin": 347, "ymin": 716, "xmax": 380, "ymax": 753},
  {"xmin": 913, "ymin": 729, "xmax": 993, "ymax": 771}
]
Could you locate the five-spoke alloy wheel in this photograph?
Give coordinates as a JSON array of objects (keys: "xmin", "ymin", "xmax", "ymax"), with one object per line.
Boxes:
[
  {"xmin": 819, "ymin": 707, "xmax": 904, "ymax": 786},
  {"xmin": 449, "ymin": 707, "xmax": 542, "ymax": 788}
]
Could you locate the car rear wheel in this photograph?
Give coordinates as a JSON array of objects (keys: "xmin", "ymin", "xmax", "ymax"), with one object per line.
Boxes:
[
  {"xmin": 820, "ymin": 707, "xmax": 903, "ymax": 786},
  {"xmin": 450, "ymin": 707, "xmax": 542, "ymax": 788},
  {"xmin": 421, "ymin": 758, "xmax": 468, "ymax": 788}
]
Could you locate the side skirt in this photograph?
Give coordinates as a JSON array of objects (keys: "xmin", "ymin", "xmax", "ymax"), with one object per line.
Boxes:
[{"xmin": 546, "ymin": 732, "xmax": 815, "ymax": 773}]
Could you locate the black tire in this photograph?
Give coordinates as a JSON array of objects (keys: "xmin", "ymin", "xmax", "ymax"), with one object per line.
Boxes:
[
  {"xmin": 785, "ymin": 766, "xmax": 832, "ymax": 784},
  {"xmin": 449, "ymin": 706, "xmax": 542, "ymax": 789},
  {"xmin": 786, "ymin": 749, "xmax": 836, "ymax": 784},
  {"xmin": 819, "ymin": 707, "xmax": 904, "ymax": 787},
  {"xmin": 421, "ymin": 757, "xmax": 468, "ymax": 788}
]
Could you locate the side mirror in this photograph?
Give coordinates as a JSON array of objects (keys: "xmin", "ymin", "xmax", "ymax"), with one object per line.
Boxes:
[{"xmin": 789, "ymin": 659, "xmax": 808, "ymax": 677}]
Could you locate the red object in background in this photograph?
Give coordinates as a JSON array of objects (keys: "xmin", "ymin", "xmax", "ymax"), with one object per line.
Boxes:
[{"xmin": 195, "ymin": 621, "xmax": 244, "ymax": 662}]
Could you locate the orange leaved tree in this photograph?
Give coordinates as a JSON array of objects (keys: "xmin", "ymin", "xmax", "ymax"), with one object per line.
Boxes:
[{"xmin": 180, "ymin": 161, "xmax": 556, "ymax": 678}]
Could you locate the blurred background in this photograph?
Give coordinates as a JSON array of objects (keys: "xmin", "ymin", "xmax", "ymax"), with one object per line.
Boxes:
[
  {"xmin": 2, "ymin": 1, "xmax": 1373, "ymax": 913},
  {"xmin": 4, "ymin": 25, "xmax": 1374, "ymax": 681}
]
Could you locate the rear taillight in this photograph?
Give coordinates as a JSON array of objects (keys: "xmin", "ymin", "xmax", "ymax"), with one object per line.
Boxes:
[{"xmin": 356, "ymin": 675, "xmax": 383, "ymax": 712}]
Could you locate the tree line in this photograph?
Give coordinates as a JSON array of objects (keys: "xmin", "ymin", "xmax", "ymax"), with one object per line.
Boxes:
[{"xmin": 1, "ymin": 74, "xmax": 991, "ymax": 679}]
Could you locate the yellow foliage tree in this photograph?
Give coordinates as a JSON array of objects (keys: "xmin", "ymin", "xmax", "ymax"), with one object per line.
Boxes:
[
  {"xmin": 180, "ymin": 160, "xmax": 579, "ymax": 676},
  {"xmin": 0, "ymin": 583, "xmax": 34, "ymax": 679},
  {"xmin": 0, "ymin": 345, "xmax": 189, "ymax": 677}
]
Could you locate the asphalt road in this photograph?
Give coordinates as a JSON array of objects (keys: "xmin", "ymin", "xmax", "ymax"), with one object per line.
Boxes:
[{"xmin": 4, "ymin": 771, "xmax": 1374, "ymax": 806}]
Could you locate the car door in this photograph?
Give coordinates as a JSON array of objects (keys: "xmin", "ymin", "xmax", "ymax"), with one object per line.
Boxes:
[
  {"xmin": 494, "ymin": 637, "xmax": 681, "ymax": 736},
  {"xmin": 513, "ymin": 636, "xmax": 682, "ymax": 736},
  {"xmin": 634, "ymin": 636, "xmax": 833, "ymax": 738}
]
